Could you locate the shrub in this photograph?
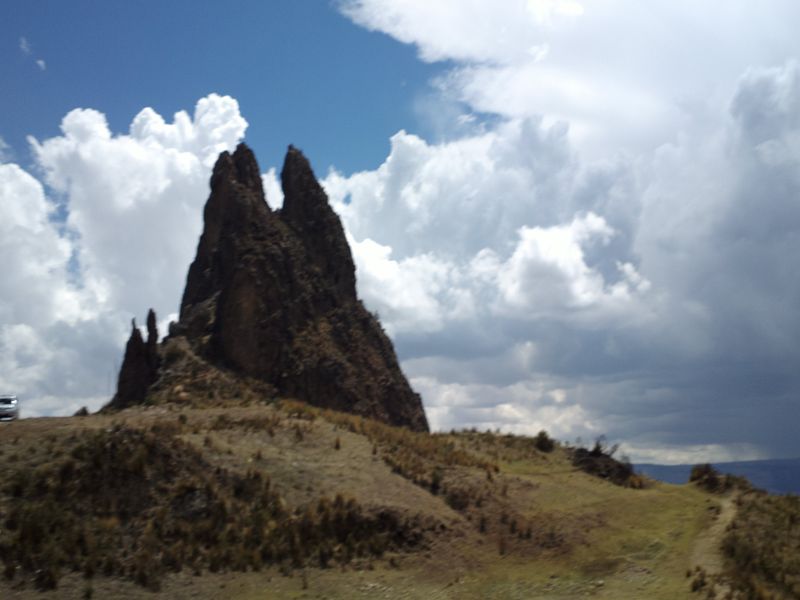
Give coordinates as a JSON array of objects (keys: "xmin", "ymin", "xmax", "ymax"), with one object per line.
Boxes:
[
  {"xmin": 534, "ymin": 430, "xmax": 555, "ymax": 453},
  {"xmin": 444, "ymin": 488, "xmax": 470, "ymax": 511},
  {"xmin": 689, "ymin": 567, "xmax": 706, "ymax": 592},
  {"xmin": 689, "ymin": 464, "xmax": 721, "ymax": 492},
  {"xmin": 571, "ymin": 438, "xmax": 638, "ymax": 487},
  {"xmin": 34, "ymin": 564, "xmax": 59, "ymax": 591},
  {"xmin": 430, "ymin": 467, "xmax": 443, "ymax": 496},
  {"xmin": 689, "ymin": 463, "xmax": 752, "ymax": 494}
]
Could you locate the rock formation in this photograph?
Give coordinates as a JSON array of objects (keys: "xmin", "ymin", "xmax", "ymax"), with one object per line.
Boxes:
[
  {"xmin": 107, "ymin": 309, "xmax": 160, "ymax": 410},
  {"xmin": 107, "ymin": 143, "xmax": 428, "ymax": 432}
]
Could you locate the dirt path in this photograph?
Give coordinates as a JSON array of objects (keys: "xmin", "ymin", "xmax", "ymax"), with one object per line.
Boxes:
[{"xmin": 690, "ymin": 494, "xmax": 736, "ymax": 595}]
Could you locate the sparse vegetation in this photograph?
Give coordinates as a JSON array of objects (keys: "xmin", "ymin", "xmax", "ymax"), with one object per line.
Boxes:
[
  {"xmin": 690, "ymin": 463, "xmax": 752, "ymax": 494},
  {"xmin": 281, "ymin": 400, "xmax": 496, "ymax": 493},
  {"xmin": 723, "ymin": 491, "xmax": 800, "ymax": 598},
  {"xmin": 276, "ymin": 402, "xmax": 569, "ymax": 559},
  {"xmin": 0, "ymin": 425, "xmax": 422, "ymax": 590},
  {"xmin": 0, "ymin": 399, "xmax": 787, "ymax": 599}
]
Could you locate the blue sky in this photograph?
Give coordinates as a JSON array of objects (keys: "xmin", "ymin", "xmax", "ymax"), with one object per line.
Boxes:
[
  {"xmin": 3, "ymin": 1, "xmax": 800, "ymax": 464},
  {"xmin": 2, "ymin": 0, "xmax": 438, "ymax": 174}
]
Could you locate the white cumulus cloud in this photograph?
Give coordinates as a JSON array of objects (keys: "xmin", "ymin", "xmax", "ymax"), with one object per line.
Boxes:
[
  {"xmin": 0, "ymin": 94, "xmax": 247, "ymax": 416},
  {"xmin": 29, "ymin": 93, "xmax": 247, "ymax": 320}
]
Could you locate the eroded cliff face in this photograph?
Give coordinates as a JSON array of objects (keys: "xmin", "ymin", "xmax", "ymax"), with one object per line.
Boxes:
[{"xmin": 108, "ymin": 144, "xmax": 428, "ymax": 432}]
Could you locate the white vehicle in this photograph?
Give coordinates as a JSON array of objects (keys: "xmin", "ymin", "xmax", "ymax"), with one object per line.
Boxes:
[{"xmin": 0, "ymin": 395, "xmax": 19, "ymax": 421}]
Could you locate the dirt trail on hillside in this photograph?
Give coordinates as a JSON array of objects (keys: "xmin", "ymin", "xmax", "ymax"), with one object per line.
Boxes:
[{"xmin": 691, "ymin": 494, "xmax": 736, "ymax": 594}]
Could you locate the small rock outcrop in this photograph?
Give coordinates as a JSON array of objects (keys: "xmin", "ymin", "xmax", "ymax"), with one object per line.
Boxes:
[
  {"xmin": 107, "ymin": 309, "xmax": 160, "ymax": 410},
  {"xmin": 107, "ymin": 143, "xmax": 428, "ymax": 432}
]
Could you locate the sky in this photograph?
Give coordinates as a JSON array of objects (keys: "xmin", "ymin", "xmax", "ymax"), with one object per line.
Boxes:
[{"xmin": 2, "ymin": 0, "xmax": 800, "ymax": 464}]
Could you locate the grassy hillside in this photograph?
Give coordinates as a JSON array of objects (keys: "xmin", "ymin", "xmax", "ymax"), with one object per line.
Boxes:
[
  {"xmin": 0, "ymin": 399, "xmax": 746, "ymax": 599},
  {"xmin": 722, "ymin": 491, "xmax": 800, "ymax": 598}
]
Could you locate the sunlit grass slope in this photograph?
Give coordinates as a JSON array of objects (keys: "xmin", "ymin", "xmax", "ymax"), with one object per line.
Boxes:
[{"xmin": 0, "ymin": 398, "xmax": 729, "ymax": 599}]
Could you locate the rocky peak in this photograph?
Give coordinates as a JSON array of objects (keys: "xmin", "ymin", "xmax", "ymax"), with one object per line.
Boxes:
[
  {"xmin": 107, "ymin": 143, "xmax": 428, "ymax": 432},
  {"xmin": 146, "ymin": 308, "xmax": 158, "ymax": 354},
  {"xmin": 210, "ymin": 142, "xmax": 266, "ymax": 201},
  {"xmin": 280, "ymin": 145, "xmax": 356, "ymax": 301},
  {"xmin": 179, "ymin": 144, "xmax": 271, "ymax": 326},
  {"xmin": 105, "ymin": 314, "xmax": 160, "ymax": 411},
  {"xmin": 280, "ymin": 145, "xmax": 328, "ymax": 225}
]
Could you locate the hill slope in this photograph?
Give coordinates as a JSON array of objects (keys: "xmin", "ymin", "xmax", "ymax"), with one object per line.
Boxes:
[{"xmin": 0, "ymin": 399, "xmax": 735, "ymax": 599}]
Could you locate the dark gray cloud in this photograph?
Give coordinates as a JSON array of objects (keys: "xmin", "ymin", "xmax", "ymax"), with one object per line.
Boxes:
[{"xmin": 326, "ymin": 4, "xmax": 800, "ymax": 462}]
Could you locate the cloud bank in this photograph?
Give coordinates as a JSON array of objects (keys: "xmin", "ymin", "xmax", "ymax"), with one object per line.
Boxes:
[
  {"xmin": 0, "ymin": 94, "xmax": 246, "ymax": 416},
  {"xmin": 331, "ymin": 0, "xmax": 800, "ymax": 462}
]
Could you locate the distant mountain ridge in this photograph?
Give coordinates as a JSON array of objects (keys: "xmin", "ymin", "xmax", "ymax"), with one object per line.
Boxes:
[{"xmin": 636, "ymin": 457, "xmax": 800, "ymax": 494}]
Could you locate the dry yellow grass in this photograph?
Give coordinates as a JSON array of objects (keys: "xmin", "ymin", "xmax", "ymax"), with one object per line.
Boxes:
[{"xmin": 0, "ymin": 401, "xmax": 729, "ymax": 599}]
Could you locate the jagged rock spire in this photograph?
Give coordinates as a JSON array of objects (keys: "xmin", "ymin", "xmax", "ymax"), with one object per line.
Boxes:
[
  {"xmin": 106, "ymin": 312, "xmax": 160, "ymax": 411},
  {"xmin": 209, "ymin": 142, "xmax": 266, "ymax": 200},
  {"xmin": 108, "ymin": 143, "xmax": 429, "ymax": 432},
  {"xmin": 180, "ymin": 143, "xmax": 271, "ymax": 325},
  {"xmin": 281, "ymin": 145, "xmax": 356, "ymax": 301},
  {"xmin": 146, "ymin": 309, "xmax": 158, "ymax": 354},
  {"xmin": 281, "ymin": 145, "xmax": 330, "ymax": 225}
]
